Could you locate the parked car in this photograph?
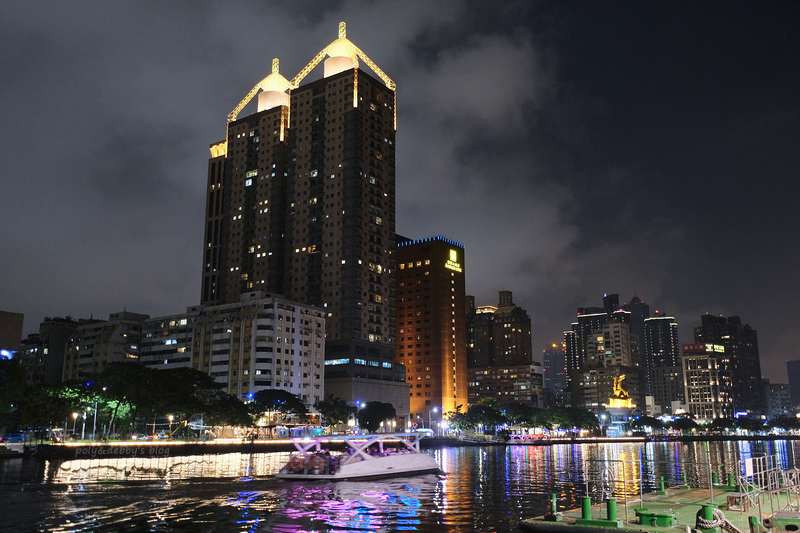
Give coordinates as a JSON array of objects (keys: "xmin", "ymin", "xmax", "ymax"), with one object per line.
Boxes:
[{"xmin": 0, "ymin": 433, "xmax": 25, "ymax": 443}]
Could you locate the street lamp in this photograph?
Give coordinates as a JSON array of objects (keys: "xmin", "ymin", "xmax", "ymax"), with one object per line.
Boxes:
[
  {"xmin": 429, "ymin": 407, "xmax": 439, "ymax": 433},
  {"xmin": 168, "ymin": 415, "xmax": 174, "ymax": 439},
  {"xmin": 81, "ymin": 411, "xmax": 87, "ymax": 441},
  {"xmin": 72, "ymin": 412, "xmax": 78, "ymax": 439}
]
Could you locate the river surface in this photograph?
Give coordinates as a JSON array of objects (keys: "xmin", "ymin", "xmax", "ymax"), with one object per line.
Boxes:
[{"xmin": 1, "ymin": 439, "xmax": 797, "ymax": 532}]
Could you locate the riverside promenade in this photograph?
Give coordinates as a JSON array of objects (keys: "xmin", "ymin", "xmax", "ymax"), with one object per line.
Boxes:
[{"xmin": 6, "ymin": 433, "xmax": 800, "ymax": 461}]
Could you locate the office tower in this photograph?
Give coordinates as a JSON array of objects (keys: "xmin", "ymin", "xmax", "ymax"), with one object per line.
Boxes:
[
  {"xmin": 682, "ymin": 342, "xmax": 733, "ymax": 420},
  {"xmin": 140, "ymin": 292, "xmax": 326, "ymax": 404},
  {"xmin": 63, "ymin": 312, "xmax": 149, "ymax": 381},
  {"xmin": 644, "ymin": 315, "xmax": 683, "ymax": 413},
  {"xmin": 694, "ymin": 314, "xmax": 763, "ymax": 414},
  {"xmin": 200, "ymin": 23, "xmax": 402, "ymax": 406},
  {"xmin": 395, "ymin": 236, "xmax": 467, "ymax": 425},
  {"xmin": 542, "ymin": 343, "xmax": 568, "ymax": 406}
]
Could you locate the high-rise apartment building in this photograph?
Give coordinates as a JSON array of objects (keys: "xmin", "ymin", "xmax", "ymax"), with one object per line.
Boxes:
[
  {"xmin": 693, "ymin": 314, "xmax": 763, "ymax": 414},
  {"xmin": 466, "ymin": 291, "xmax": 538, "ymax": 406},
  {"xmin": 199, "ymin": 23, "xmax": 404, "ymax": 407},
  {"xmin": 644, "ymin": 315, "xmax": 683, "ymax": 413},
  {"xmin": 466, "ymin": 291, "xmax": 532, "ymax": 368},
  {"xmin": 395, "ymin": 236, "xmax": 468, "ymax": 425}
]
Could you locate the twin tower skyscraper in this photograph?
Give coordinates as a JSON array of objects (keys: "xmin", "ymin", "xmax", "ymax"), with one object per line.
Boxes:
[{"xmin": 200, "ymin": 23, "xmax": 402, "ymax": 403}]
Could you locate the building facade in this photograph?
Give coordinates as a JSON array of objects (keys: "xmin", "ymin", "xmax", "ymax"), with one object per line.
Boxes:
[
  {"xmin": 140, "ymin": 292, "xmax": 326, "ymax": 406},
  {"xmin": 468, "ymin": 363, "xmax": 543, "ymax": 407},
  {"xmin": 395, "ymin": 236, "xmax": 468, "ymax": 426},
  {"xmin": 682, "ymin": 343, "xmax": 733, "ymax": 421},
  {"xmin": 199, "ymin": 23, "xmax": 405, "ymax": 407},
  {"xmin": 63, "ymin": 312, "xmax": 149, "ymax": 381}
]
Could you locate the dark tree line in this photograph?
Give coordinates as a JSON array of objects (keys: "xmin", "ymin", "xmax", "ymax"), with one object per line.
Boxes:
[{"xmin": 446, "ymin": 399, "xmax": 600, "ymax": 435}]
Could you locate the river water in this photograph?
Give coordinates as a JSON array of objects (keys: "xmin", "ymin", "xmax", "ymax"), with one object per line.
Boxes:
[{"xmin": 1, "ymin": 439, "xmax": 797, "ymax": 532}]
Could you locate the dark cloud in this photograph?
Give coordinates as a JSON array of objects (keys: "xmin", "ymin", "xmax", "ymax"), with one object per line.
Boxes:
[{"xmin": 2, "ymin": 1, "xmax": 799, "ymax": 383}]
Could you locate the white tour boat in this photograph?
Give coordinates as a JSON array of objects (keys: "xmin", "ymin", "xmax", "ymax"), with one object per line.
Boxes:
[{"xmin": 276, "ymin": 432, "xmax": 442, "ymax": 481}]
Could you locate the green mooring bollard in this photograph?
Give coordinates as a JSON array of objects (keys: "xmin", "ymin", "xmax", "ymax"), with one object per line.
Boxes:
[
  {"xmin": 712, "ymin": 472, "xmax": 719, "ymax": 485},
  {"xmin": 606, "ymin": 499, "xmax": 617, "ymax": 522},
  {"xmin": 659, "ymin": 476, "xmax": 666, "ymax": 492},
  {"xmin": 727, "ymin": 473, "xmax": 735, "ymax": 486},
  {"xmin": 581, "ymin": 497, "xmax": 592, "ymax": 520},
  {"xmin": 681, "ymin": 472, "xmax": 688, "ymax": 485},
  {"xmin": 550, "ymin": 493, "xmax": 557, "ymax": 514},
  {"xmin": 702, "ymin": 504, "xmax": 717, "ymax": 522}
]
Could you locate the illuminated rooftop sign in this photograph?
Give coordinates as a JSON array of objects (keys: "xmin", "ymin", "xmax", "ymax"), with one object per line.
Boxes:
[{"xmin": 445, "ymin": 249, "xmax": 462, "ymax": 272}]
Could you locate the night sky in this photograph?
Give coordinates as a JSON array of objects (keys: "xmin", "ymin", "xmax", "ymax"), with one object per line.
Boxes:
[{"xmin": 3, "ymin": 2, "xmax": 799, "ymax": 382}]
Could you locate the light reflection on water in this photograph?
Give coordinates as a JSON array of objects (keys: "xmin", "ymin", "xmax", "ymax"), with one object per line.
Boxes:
[{"xmin": 1, "ymin": 440, "xmax": 798, "ymax": 532}]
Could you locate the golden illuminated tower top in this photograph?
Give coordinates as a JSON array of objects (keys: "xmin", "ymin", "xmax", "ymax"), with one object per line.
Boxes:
[{"xmin": 226, "ymin": 22, "xmax": 396, "ymax": 128}]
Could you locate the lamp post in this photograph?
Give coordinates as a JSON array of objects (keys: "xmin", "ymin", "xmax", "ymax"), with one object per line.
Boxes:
[
  {"xmin": 429, "ymin": 407, "xmax": 439, "ymax": 433},
  {"xmin": 92, "ymin": 399, "xmax": 98, "ymax": 441},
  {"xmin": 168, "ymin": 415, "xmax": 174, "ymax": 439},
  {"xmin": 81, "ymin": 412, "xmax": 87, "ymax": 441},
  {"xmin": 72, "ymin": 413, "xmax": 78, "ymax": 438}
]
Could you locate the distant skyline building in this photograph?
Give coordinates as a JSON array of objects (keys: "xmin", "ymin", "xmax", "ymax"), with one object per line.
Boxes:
[
  {"xmin": 199, "ymin": 23, "xmax": 403, "ymax": 406},
  {"xmin": 694, "ymin": 314, "xmax": 763, "ymax": 414},
  {"xmin": 395, "ymin": 236, "xmax": 467, "ymax": 426},
  {"xmin": 565, "ymin": 294, "xmax": 637, "ymax": 407},
  {"xmin": 466, "ymin": 291, "xmax": 533, "ymax": 368},
  {"xmin": 764, "ymin": 380, "xmax": 792, "ymax": 419},
  {"xmin": 466, "ymin": 291, "xmax": 537, "ymax": 406},
  {"xmin": 644, "ymin": 314, "xmax": 683, "ymax": 413},
  {"xmin": 787, "ymin": 359, "xmax": 800, "ymax": 409},
  {"xmin": 574, "ymin": 320, "xmax": 639, "ymax": 411},
  {"xmin": 622, "ymin": 295, "xmax": 650, "ymax": 396},
  {"xmin": 542, "ymin": 343, "xmax": 568, "ymax": 406}
]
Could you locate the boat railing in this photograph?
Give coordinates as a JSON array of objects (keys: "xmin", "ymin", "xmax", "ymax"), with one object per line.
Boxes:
[{"xmin": 739, "ymin": 454, "xmax": 800, "ymax": 517}]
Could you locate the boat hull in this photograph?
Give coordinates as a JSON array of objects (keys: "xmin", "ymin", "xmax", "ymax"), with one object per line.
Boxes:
[{"xmin": 277, "ymin": 452, "xmax": 441, "ymax": 481}]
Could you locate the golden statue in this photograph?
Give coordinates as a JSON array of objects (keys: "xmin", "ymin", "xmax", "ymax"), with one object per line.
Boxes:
[
  {"xmin": 612, "ymin": 375, "xmax": 629, "ymax": 399},
  {"xmin": 608, "ymin": 374, "xmax": 634, "ymax": 409}
]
